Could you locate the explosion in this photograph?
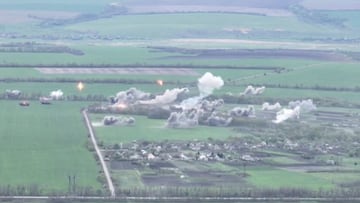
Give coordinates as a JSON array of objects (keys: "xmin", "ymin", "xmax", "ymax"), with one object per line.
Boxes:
[
  {"xmin": 77, "ymin": 82, "xmax": 84, "ymax": 91},
  {"xmin": 116, "ymin": 103, "xmax": 127, "ymax": 110},
  {"xmin": 50, "ymin": 89, "xmax": 64, "ymax": 100},
  {"xmin": 156, "ymin": 80, "xmax": 164, "ymax": 86},
  {"xmin": 273, "ymin": 106, "xmax": 301, "ymax": 124}
]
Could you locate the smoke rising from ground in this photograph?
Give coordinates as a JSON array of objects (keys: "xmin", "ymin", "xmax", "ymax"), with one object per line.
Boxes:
[
  {"xmin": 229, "ymin": 105, "xmax": 256, "ymax": 117},
  {"xmin": 39, "ymin": 96, "xmax": 52, "ymax": 104},
  {"xmin": 199, "ymin": 99, "xmax": 224, "ymax": 112},
  {"xmin": 103, "ymin": 116, "xmax": 135, "ymax": 126},
  {"xmin": 139, "ymin": 88, "xmax": 189, "ymax": 105},
  {"xmin": 111, "ymin": 87, "xmax": 151, "ymax": 105},
  {"xmin": 5, "ymin": 89, "xmax": 21, "ymax": 99},
  {"xmin": 288, "ymin": 99, "xmax": 317, "ymax": 113},
  {"xmin": 166, "ymin": 109, "xmax": 198, "ymax": 128},
  {"xmin": 50, "ymin": 89, "xmax": 63, "ymax": 100},
  {"xmin": 240, "ymin": 85, "xmax": 266, "ymax": 96},
  {"xmin": 206, "ymin": 112, "xmax": 233, "ymax": 127},
  {"xmin": 198, "ymin": 72, "xmax": 224, "ymax": 97},
  {"xmin": 167, "ymin": 72, "xmax": 226, "ymax": 128},
  {"xmin": 180, "ymin": 72, "xmax": 224, "ymax": 109},
  {"xmin": 272, "ymin": 106, "xmax": 301, "ymax": 124},
  {"xmin": 262, "ymin": 102, "xmax": 282, "ymax": 111}
]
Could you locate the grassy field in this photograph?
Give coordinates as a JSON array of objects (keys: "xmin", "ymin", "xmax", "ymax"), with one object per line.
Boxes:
[
  {"xmin": 0, "ymin": 0, "xmax": 114, "ymax": 12},
  {"xmin": 242, "ymin": 62, "xmax": 360, "ymax": 89},
  {"xmin": 0, "ymin": 100, "xmax": 101, "ymax": 193},
  {"xmin": 0, "ymin": 0, "xmax": 360, "ymax": 198},
  {"xmin": 65, "ymin": 13, "xmax": 348, "ymax": 40},
  {"xmin": 91, "ymin": 115, "xmax": 240, "ymax": 145},
  {"xmin": 247, "ymin": 166, "xmax": 334, "ymax": 190},
  {"xmin": 0, "ymin": 82, "xmax": 182, "ymax": 96}
]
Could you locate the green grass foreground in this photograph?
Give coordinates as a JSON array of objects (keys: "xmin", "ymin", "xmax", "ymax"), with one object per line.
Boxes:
[{"xmin": 0, "ymin": 101, "xmax": 101, "ymax": 193}]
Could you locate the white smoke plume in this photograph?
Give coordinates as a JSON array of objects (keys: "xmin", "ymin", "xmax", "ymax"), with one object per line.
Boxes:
[
  {"xmin": 206, "ymin": 112, "xmax": 233, "ymax": 127},
  {"xmin": 50, "ymin": 89, "xmax": 63, "ymax": 100},
  {"xmin": 229, "ymin": 105, "xmax": 256, "ymax": 117},
  {"xmin": 272, "ymin": 106, "xmax": 301, "ymax": 124},
  {"xmin": 240, "ymin": 85, "xmax": 266, "ymax": 96},
  {"xmin": 180, "ymin": 72, "xmax": 224, "ymax": 109},
  {"xmin": 199, "ymin": 99, "xmax": 224, "ymax": 112},
  {"xmin": 166, "ymin": 72, "xmax": 224, "ymax": 128},
  {"xmin": 262, "ymin": 102, "xmax": 282, "ymax": 111},
  {"xmin": 111, "ymin": 87, "xmax": 151, "ymax": 105},
  {"xmin": 288, "ymin": 99, "xmax": 316, "ymax": 113},
  {"xmin": 198, "ymin": 72, "xmax": 224, "ymax": 97},
  {"xmin": 103, "ymin": 116, "xmax": 135, "ymax": 126},
  {"xmin": 139, "ymin": 88, "xmax": 189, "ymax": 105},
  {"xmin": 166, "ymin": 109, "xmax": 199, "ymax": 129},
  {"xmin": 5, "ymin": 89, "xmax": 21, "ymax": 99}
]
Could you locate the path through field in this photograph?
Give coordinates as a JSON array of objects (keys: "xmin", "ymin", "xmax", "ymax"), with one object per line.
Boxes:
[{"xmin": 82, "ymin": 110, "xmax": 115, "ymax": 198}]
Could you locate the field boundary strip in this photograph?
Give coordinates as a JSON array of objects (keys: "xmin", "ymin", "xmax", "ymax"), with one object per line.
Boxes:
[
  {"xmin": 82, "ymin": 109, "xmax": 115, "ymax": 198},
  {"xmin": 35, "ymin": 68, "xmax": 199, "ymax": 75}
]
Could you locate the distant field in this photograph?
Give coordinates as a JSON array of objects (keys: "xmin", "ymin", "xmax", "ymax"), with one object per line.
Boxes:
[
  {"xmin": 242, "ymin": 62, "xmax": 360, "ymax": 89},
  {"xmin": 0, "ymin": 82, "xmax": 182, "ymax": 98},
  {"xmin": 1, "ymin": 0, "xmax": 360, "ymax": 198},
  {"xmin": 0, "ymin": 0, "xmax": 113, "ymax": 12},
  {"xmin": 0, "ymin": 101, "xmax": 100, "ymax": 193},
  {"xmin": 301, "ymin": 0, "xmax": 360, "ymax": 10},
  {"xmin": 65, "ymin": 13, "xmax": 345, "ymax": 39}
]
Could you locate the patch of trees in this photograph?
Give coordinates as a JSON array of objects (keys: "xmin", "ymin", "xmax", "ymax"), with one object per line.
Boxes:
[
  {"xmin": 0, "ymin": 63, "xmax": 284, "ymax": 71},
  {"xmin": 0, "ymin": 77, "xmax": 164, "ymax": 85},
  {"xmin": 0, "ymin": 92, "xmax": 108, "ymax": 102},
  {"xmin": 0, "ymin": 42, "xmax": 83, "ymax": 56},
  {"xmin": 116, "ymin": 186, "xmax": 360, "ymax": 198},
  {"xmin": 289, "ymin": 5, "xmax": 346, "ymax": 28},
  {"xmin": 218, "ymin": 93, "xmax": 360, "ymax": 109},
  {"xmin": 149, "ymin": 46, "xmax": 351, "ymax": 62},
  {"xmin": 231, "ymin": 82, "xmax": 360, "ymax": 93},
  {"xmin": 0, "ymin": 184, "xmax": 104, "ymax": 196},
  {"xmin": 234, "ymin": 120, "xmax": 360, "ymax": 157}
]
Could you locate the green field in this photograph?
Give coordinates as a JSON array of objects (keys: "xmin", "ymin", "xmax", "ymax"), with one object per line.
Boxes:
[
  {"xmin": 0, "ymin": 101, "xmax": 100, "ymax": 193},
  {"xmin": 247, "ymin": 167, "xmax": 334, "ymax": 190},
  {"xmin": 65, "ymin": 13, "xmax": 348, "ymax": 39},
  {"xmin": 91, "ymin": 115, "xmax": 239, "ymax": 145},
  {"xmin": 1, "ymin": 0, "xmax": 360, "ymax": 199}
]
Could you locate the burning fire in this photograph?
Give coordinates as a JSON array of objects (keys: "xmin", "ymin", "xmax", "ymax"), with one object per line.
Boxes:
[
  {"xmin": 77, "ymin": 82, "xmax": 84, "ymax": 91},
  {"xmin": 156, "ymin": 80, "xmax": 164, "ymax": 86}
]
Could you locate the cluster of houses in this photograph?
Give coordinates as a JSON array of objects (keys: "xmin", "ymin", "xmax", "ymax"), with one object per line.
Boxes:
[
  {"xmin": 101, "ymin": 134, "xmax": 348, "ymax": 165},
  {"xmin": 103, "ymin": 140, "xmax": 264, "ymax": 163}
]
